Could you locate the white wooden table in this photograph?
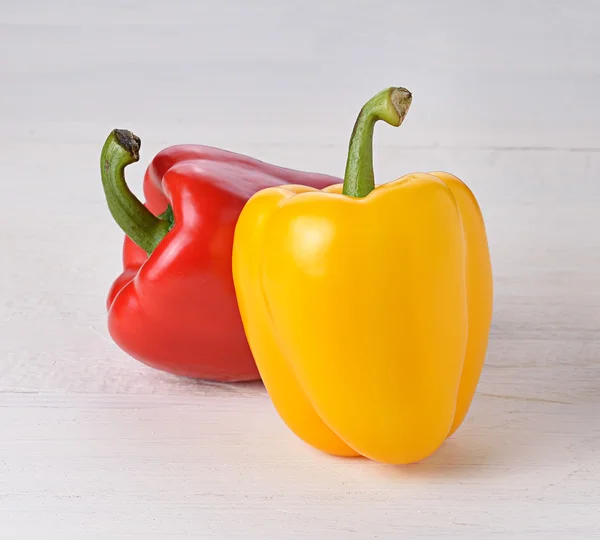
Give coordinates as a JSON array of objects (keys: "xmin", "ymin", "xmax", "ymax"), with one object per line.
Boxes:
[{"xmin": 1, "ymin": 1, "xmax": 599, "ymax": 538}]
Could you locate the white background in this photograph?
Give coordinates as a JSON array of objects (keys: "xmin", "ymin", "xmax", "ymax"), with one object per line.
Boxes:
[{"xmin": 1, "ymin": 1, "xmax": 599, "ymax": 538}]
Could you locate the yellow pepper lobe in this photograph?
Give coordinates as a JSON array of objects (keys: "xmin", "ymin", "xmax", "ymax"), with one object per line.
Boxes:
[
  {"xmin": 428, "ymin": 172, "xmax": 494, "ymax": 436},
  {"xmin": 232, "ymin": 185, "xmax": 358, "ymax": 457}
]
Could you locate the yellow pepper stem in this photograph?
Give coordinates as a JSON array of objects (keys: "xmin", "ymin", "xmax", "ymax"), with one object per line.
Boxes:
[{"xmin": 342, "ymin": 87, "xmax": 413, "ymax": 198}]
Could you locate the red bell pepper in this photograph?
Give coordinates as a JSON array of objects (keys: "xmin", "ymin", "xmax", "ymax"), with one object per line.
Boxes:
[{"xmin": 100, "ymin": 129, "xmax": 339, "ymax": 381}]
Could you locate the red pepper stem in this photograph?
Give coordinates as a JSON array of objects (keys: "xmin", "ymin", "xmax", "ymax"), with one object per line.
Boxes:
[
  {"xmin": 100, "ymin": 129, "xmax": 170, "ymax": 255},
  {"xmin": 342, "ymin": 87, "xmax": 412, "ymax": 198}
]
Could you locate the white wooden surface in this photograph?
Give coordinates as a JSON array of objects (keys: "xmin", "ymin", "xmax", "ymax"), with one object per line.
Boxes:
[{"xmin": 1, "ymin": 1, "xmax": 599, "ymax": 538}]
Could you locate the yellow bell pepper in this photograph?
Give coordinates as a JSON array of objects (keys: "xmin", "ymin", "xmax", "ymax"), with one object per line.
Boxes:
[{"xmin": 232, "ymin": 87, "xmax": 493, "ymax": 464}]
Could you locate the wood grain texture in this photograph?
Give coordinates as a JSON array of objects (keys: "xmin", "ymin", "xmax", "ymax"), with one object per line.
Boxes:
[{"xmin": 1, "ymin": 0, "xmax": 599, "ymax": 538}]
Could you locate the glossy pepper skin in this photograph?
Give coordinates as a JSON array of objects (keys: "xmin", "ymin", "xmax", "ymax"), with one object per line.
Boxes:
[
  {"xmin": 232, "ymin": 87, "xmax": 493, "ymax": 463},
  {"xmin": 100, "ymin": 130, "xmax": 339, "ymax": 381}
]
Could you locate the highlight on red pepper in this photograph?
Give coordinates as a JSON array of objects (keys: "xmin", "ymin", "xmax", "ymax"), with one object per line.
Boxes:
[{"xmin": 100, "ymin": 129, "xmax": 339, "ymax": 381}]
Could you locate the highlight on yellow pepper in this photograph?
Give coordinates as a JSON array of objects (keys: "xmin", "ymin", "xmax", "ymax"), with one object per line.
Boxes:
[{"xmin": 232, "ymin": 86, "xmax": 493, "ymax": 464}]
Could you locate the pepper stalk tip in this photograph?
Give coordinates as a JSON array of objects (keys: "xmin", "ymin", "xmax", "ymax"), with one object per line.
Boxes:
[
  {"xmin": 113, "ymin": 129, "xmax": 141, "ymax": 162},
  {"xmin": 389, "ymin": 87, "xmax": 412, "ymax": 127}
]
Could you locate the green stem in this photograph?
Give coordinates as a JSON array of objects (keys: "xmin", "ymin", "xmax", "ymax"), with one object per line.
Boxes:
[
  {"xmin": 342, "ymin": 87, "xmax": 412, "ymax": 198},
  {"xmin": 100, "ymin": 129, "xmax": 171, "ymax": 255}
]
